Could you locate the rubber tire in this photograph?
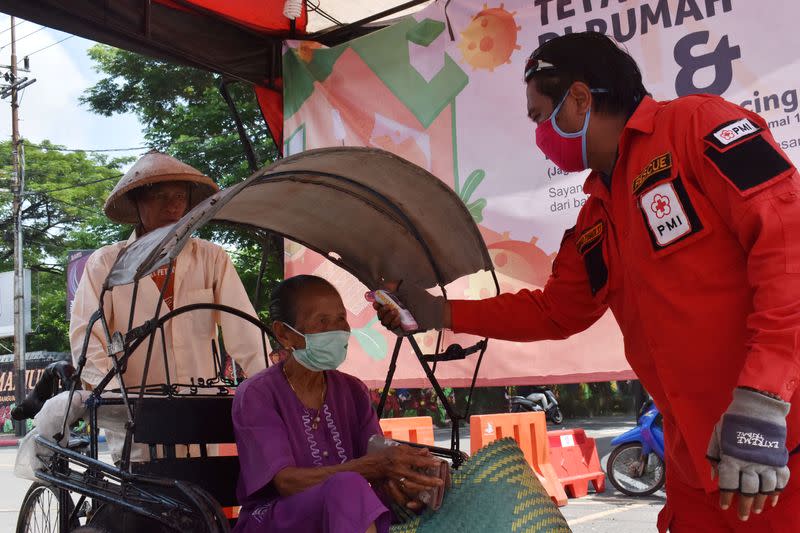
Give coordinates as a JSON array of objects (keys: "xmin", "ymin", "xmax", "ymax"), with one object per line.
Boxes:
[
  {"xmin": 606, "ymin": 442, "xmax": 666, "ymax": 497},
  {"xmin": 510, "ymin": 404, "xmax": 523, "ymax": 413},
  {"xmin": 549, "ymin": 407, "xmax": 564, "ymax": 425},
  {"xmin": 16, "ymin": 482, "xmax": 78, "ymax": 533}
]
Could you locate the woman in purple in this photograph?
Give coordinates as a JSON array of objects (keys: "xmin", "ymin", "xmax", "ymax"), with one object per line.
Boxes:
[{"xmin": 233, "ymin": 275, "xmax": 444, "ymax": 533}]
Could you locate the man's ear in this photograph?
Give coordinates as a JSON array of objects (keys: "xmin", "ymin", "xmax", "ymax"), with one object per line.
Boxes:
[{"xmin": 569, "ymin": 81, "xmax": 593, "ymax": 115}]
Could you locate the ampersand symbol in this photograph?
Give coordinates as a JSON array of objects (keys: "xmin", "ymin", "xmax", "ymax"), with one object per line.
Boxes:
[{"xmin": 674, "ymin": 31, "xmax": 741, "ymax": 97}]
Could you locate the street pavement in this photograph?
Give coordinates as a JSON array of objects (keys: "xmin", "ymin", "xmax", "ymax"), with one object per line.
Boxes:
[{"xmin": 0, "ymin": 415, "xmax": 661, "ymax": 532}]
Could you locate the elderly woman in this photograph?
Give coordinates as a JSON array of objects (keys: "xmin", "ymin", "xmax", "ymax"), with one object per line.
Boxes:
[{"xmin": 232, "ymin": 275, "xmax": 444, "ymax": 533}]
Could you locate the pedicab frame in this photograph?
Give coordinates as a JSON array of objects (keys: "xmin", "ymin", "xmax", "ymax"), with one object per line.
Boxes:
[
  {"xmin": 20, "ymin": 146, "xmax": 500, "ymax": 532},
  {"xmin": 0, "ymin": 2, "xmax": 500, "ymax": 530}
]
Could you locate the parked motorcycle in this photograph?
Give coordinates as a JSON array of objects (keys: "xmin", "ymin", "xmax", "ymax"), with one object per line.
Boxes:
[
  {"xmin": 505, "ymin": 386, "xmax": 564, "ymax": 424},
  {"xmin": 606, "ymin": 401, "xmax": 665, "ymax": 496}
]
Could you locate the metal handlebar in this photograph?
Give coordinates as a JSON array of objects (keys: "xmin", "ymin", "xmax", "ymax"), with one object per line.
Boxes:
[{"xmin": 421, "ymin": 340, "xmax": 487, "ymax": 362}]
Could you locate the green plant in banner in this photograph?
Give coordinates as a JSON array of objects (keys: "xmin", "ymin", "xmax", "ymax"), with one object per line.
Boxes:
[{"xmin": 457, "ymin": 169, "xmax": 488, "ymax": 222}]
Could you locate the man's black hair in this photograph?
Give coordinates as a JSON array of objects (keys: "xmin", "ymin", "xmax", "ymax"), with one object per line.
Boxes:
[
  {"xmin": 269, "ymin": 275, "xmax": 336, "ymax": 327},
  {"xmin": 526, "ymin": 32, "xmax": 649, "ymax": 117}
]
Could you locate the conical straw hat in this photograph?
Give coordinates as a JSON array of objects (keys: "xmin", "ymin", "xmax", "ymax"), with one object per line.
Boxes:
[{"xmin": 103, "ymin": 150, "xmax": 220, "ymax": 224}]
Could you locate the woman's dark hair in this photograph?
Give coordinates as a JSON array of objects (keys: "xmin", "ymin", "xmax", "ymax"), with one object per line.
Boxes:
[
  {"xmin": 269, "ymin": 275, "xmax": 336, "ymax": 327},
  {"xmin": 525, "ymin": 32, "xmax": 649, "ymax": 117}
]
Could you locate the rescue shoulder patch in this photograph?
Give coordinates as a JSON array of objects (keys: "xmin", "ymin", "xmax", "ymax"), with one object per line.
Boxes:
[
  {"xmin": 704, "ymin": 134, "xmax": 792, "ymax": 194},
  {"xmin": 576, "ymin": 222, "xmax": 603, "ymax": 255},
  {"xmin": 632, "ymin": 152, "xmax": 672, "ymax": 194},
  {"xmin": 576, "ymin": 222, "xmax": 607, "ymax": 295},
  {"xmin": 638, "ymin": 177, "xmax": 703, "ymax": 250},
  {"xmin": 704, "ymin": 118, "xmax": 761, "ymax": 149},
  {"xmin": 583, "ymin": 243, "xmax": 608, "ymax": 296}
]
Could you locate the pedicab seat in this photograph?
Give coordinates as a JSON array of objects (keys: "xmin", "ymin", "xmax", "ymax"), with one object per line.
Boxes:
[{"xmin": 129, "ymin": 396, "xmax": 241, "ymax": 525}]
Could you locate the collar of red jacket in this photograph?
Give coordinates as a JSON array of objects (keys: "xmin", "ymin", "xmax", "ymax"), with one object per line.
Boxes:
[
  {"xmin": 582, "ymin": 96, "xmax": 661, "ymax": 198},
  {"xmin": 624, "ymin": 95, "xmax": 660, "ymax": 134}
]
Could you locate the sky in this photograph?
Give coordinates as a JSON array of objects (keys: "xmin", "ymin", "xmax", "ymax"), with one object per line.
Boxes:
[{"xmin": 0, "ymin": 14, "xmax": 147, "ymax": 162}]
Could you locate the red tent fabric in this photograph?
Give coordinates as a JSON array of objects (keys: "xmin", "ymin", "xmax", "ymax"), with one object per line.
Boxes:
[
  {"xmin": 255, "ymin": 85, "xmax": 284, "ymax": 155},
  {"xmin": 157, "ymin": 0, "xmax": 308, "ymax": 33}
]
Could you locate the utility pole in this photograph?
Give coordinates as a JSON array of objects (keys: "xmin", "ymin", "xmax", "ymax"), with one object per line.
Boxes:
[
  {"xmin": 1, "ymin": 20, "xmax": 37, "ymax": 438},
  {"xmin": 0, "ymin": 19, "xmax": 37, "ymax": 437},
  {"xmin": 9, "ymin": 17, "xmax": 26, "ymax": 437}
]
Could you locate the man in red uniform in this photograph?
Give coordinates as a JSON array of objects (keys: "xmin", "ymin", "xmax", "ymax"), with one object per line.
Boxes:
[{"xmin": 375, "ymin": 32, "xmax": 799, "ymax": 531}]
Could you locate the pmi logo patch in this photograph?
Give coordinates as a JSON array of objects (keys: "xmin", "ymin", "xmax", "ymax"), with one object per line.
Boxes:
[{"xmin": 713, "ymin": 118, "xmax": 760, "ymax": 146}]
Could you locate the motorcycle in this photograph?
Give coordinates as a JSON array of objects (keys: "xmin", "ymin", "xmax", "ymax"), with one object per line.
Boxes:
[
  {"xmin": 606, "ymin": 401, "xmax": 665, "ymax": 496},
  {"xmin": 505, "ymin": 386, "xmax": 564, "ymax": 425}
]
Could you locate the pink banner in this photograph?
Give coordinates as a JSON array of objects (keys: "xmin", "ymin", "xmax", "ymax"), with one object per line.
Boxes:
[{"xmin": 283, "ymin": 1, "xmax": 644, "ymax": 387}]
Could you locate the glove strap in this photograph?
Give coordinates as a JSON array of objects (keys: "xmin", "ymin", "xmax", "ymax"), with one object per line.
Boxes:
[{"xmin": 721, "ymin": 413, "xmax": 788, "ymax": 467}]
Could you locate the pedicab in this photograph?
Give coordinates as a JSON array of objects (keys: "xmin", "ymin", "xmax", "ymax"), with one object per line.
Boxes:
[{"xmin": 12, "ymin": 146, "xmax": 522, "ymax": 532}]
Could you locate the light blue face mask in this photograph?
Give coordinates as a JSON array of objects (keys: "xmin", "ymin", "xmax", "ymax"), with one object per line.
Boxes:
[{"xmin": 284, "ymin": 323, "xmax": 350, "ymax": 371}]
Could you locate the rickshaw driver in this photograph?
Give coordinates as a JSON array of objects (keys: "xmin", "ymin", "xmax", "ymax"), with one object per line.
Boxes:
[
  {"xmin": 69, "ymin": 150, "xmax": 267, "ymax": 461},
  {"xmin": 375, "ymin": 32, "xmax": 800, "ymax": 532}
]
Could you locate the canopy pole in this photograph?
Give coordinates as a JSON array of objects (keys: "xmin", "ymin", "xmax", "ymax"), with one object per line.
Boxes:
[
  {"xmin": 253, "ymin": 234, "xmax": 270, "ymax": 309},
  {"xmin": 218, "ymin": 78, "xmax": 260, "ymax": 172}
]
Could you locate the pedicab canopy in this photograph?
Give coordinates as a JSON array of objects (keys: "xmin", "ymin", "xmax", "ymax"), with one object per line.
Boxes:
[{"xmin": 104, "ymin": 147, "xmax": 494, "ymax": 294}]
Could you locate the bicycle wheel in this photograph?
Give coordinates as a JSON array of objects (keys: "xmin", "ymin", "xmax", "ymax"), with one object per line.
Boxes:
[
  {"xmin": 606, "ymin": 442, "xmax": 666, "ymax": 497},
  {"xmin": 16, "ymin": 482, "xmax": 77, "ymax": 533}
]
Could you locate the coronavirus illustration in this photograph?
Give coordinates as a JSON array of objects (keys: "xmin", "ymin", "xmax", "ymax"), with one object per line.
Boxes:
[{"xmin": 458, "ymin": 4, "xmax": 522, "ymax": 71}]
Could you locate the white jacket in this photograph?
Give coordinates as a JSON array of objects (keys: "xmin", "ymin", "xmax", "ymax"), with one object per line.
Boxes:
[
  {"xmin": 69, "ymin": 234, "xmax": 267, "ymax": 391},
  {"xmin": 69, "ymin": 235, "xmax": 268, "ymax": 461}
]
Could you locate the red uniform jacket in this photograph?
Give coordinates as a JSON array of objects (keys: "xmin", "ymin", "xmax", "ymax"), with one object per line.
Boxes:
[{"xmin": 451, "ymin": 95, "xmax": 800, "ymax": 492}]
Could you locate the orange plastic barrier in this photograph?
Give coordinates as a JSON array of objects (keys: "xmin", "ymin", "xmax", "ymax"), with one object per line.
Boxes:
[
  {"xmin": 222, "ymin": 506, "xmax": 241, "ymax": 519},
  {"xmin": 379, "ymin": 416, "xmax": 435, "ymax": 446},
  {"xmin": 547, "ymin": 429, "xmax": 606, "ymax": 498},
  {"xmin": 470, "ymin": 412, "xmax": 568, "ymax": 506},
  {"xmin": 218, "ymin": 443, "xmax": 238, "ymax": 456}
]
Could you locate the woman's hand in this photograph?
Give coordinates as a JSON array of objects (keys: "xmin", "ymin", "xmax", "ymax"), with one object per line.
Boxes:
[
  {"xmin": 372, "ymin": 445, "xmax": 443, "ymax": 501},
  {"xmin": 381, "ymin": 478, "xmax": 426, "ymax": 511}
]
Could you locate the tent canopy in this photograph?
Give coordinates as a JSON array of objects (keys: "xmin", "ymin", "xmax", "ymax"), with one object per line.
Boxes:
[{"xmin": 0, "ymin": 0, "xmax": 431, "ymax": 149}]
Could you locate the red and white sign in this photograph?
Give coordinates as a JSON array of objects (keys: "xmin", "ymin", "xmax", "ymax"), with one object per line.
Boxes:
[
  {"xmin": 640, "ymin": 183, "xmax": 691, "ymax": 246},
  {"xmin": 713, "ymin": 118, "xmax": 759, "ymax": 146}
]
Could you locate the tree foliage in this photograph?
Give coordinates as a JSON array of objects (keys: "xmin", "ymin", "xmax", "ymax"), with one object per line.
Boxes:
[
  {"xmin": 3, "ymin": 45, "xmax": 281, "ymax": 355},
  {"xmin": 0, "ymin": 141, "xmax": 130, "ymax": 352},
  {"xmin": 80, "ymin": 45, "xmax": 282, "ymax": 318}
]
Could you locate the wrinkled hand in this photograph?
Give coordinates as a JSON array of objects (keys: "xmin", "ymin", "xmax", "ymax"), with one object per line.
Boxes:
[
  {"xmin": 707, "ymin": 387, "xmax": 791, "ymax": 521},
  {"xmin": 372, "ymin": 281, "xmax": 447, "ymax": 332},
  {"xmin": 374, "ymin": 444, "xmax": 443, "ymax": 506},
  {"xmin": 381, "ymin": 478, "xmax": 425, "ymax": 511}
]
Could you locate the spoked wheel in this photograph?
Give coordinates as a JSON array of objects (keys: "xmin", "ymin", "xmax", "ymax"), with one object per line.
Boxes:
[
  {"xmin": 606, "ymin": 442, "xmax": 666, "ymax": 497},
  {"xmin": 16, "ymin": 482, "xmax": 78, "ymax": 533}
]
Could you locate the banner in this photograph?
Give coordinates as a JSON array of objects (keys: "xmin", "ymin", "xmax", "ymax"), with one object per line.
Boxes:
[
  {"xmin": 0, "ymin": 270, "xmax": 31, "ymax": 339},
  {"xmin": 67, "ymin": 250, "xmax": 94, "ymax": 318},
  {"xmin": 283, "ymin": 0, "xmax": 786, "ymax": 387},
  {"xmin": 0, "ymin": 351, "xmax": 69, "ymax": 430}
]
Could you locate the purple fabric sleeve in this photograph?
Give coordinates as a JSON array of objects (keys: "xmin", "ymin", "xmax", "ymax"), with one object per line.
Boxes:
[
  {"xmin": 351, "ymin": 376, "xmax": 383, "ymax": 458},
  {"xmin": 233, "ymin": 378, "xmax": 296, "ymax": 500}
]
